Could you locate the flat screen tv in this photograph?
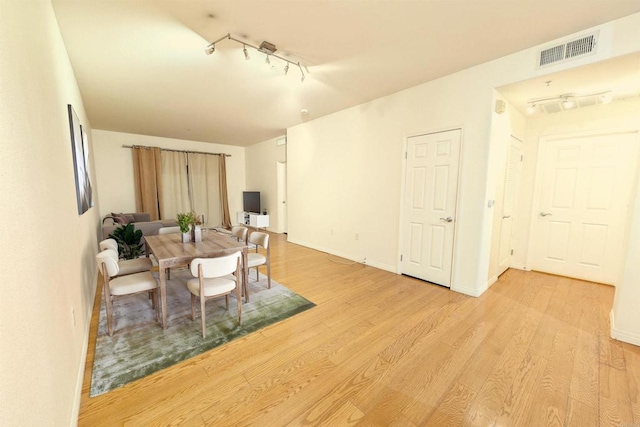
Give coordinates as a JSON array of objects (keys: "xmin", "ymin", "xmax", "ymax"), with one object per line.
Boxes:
[{"xmin": 243, "ymin": 191, "xmax": 260, "ymax": 213}]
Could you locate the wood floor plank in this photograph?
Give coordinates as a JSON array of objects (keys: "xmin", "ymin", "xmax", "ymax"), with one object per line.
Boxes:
[{"xmin": 77, "ymin": 233, "xmax": 639, "ymax": 426}]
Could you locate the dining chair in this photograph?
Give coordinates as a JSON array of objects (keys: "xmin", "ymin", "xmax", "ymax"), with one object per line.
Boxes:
[
  {"xmin": 187, "ymin": 252, "xmax": 242, "ymax": 338},
  {"xmin": 247, "ymin": 231, "xmax": 270, "ymax": 288},
  {"xmin": 231, "ymin": 225, "xmax": 248, "ymax": 244},
  {"xmin": 96, "ymin": 249, "xmax": 159, "ymax": 336},
  {"xmin": 99, "ymin": 238, "xmax": 154, "ymax": 275}
]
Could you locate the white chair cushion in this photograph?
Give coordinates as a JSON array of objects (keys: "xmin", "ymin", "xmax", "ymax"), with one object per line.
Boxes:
[
  {"xmin": 247, "ymin": 253, "xmax": 266, "ymax": 268},
  {"xmin": 186, "ymin": 277, "xmax": 236, "ymax": 298},
  {"xmin": 110, "ymin": 271, "xmax": 157, "ymax": 296},
  {"xmin": 99, "ymin": 238, "xmax": 118, "ymax": 252},
  {"xmin": 118, "ymin": 257, "xmax": 153, "ymax": 275}
]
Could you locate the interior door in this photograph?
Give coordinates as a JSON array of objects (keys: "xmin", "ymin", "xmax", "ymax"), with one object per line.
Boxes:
[
  {"xmin": 401, "ymin": 129, "xmax": 461, "ymax": 287},
  {"xmin": 497, "ymin": 137, "xmax": 523, "ymax": 275},
  {"xmin": 530, "ymin": 131, "xmax": 639, "ymax": 284},
  {"xmin": 276, "ymin": 161, "xmax": 287, "ymax": 233}
]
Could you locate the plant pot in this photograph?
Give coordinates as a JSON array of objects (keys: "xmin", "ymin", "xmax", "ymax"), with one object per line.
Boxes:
[
  {"xmin": 191, "ymin": 225, "xmax": 202, "ymax": 243},
  {"xmin": 182, "ymin": 232, "xmax": 191, "ymax": 243}
]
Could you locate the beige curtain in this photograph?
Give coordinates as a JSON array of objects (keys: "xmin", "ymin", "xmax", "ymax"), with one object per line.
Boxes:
[
  {"xmin": 188, "ymin": 153, "xmax": 221, "ymax": 227},
  {"xmin": 219, "ymin": 155, "xmax": 231, "ymax": 228},
  {"xmin": 160, "ymin": 151, "xmax": 190, "ymax": 221},
  {"xmin": 132, "ymin": 147, "xmax": 162, "ymax": 220}
]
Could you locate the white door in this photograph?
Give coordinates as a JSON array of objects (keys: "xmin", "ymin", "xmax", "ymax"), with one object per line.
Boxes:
[
  {"xmin": 401, "ymin": 129, "xmax": 461, "ymax": 287},
  {"xmin": 497, "ymin": 137, "xmax": 523, "ymax": 275},
  {"xmin": 530, "ymin": 131, "xmax": 639, "ymax": 284},
  {"xmin": 276, "ymin": 161, "xmax": 287, "ymax": 233}
]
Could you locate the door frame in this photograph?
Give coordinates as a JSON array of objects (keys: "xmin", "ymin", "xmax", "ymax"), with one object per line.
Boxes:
[
  {"xmin": 397, "ymin": 126, "xmax": 464, "ymax": 288},
  {"xmin": 525, "ymin": 128, "xmax": 640, "ymax": 277},
  {"xmin": 495, "ymin": 135, "xmax": 524, "ymax": 277}
]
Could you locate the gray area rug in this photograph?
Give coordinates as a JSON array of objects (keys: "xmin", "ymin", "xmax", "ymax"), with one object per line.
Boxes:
[{"xmin": 90, "ymin": 269, "xmax": 315, "ymax": 396}]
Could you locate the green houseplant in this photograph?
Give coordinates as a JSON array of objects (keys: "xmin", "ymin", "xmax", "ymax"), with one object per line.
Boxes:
[
  {"xmin": 176, "ymin": 212, "xmax": 195, "ymax": 234},
  {"xmin": 108, "ymin": 223, "xmax": 143, "ymax": 259}
]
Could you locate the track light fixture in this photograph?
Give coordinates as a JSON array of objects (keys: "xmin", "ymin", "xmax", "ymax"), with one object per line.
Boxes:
[
  {"xmin": 299, "ymin": 63, "xmax": 305, "ymax": 82},
  {"xmin": 525, "ymin": 90, "xmax": 613, "ymax": 114},
  {"xmin": 561, "ymin": 95, "xmax": 575, "ymax": 109},
  {"xmin": 526, "ymin": 102, "xmax": 536, "ymax": 115},
  {"xmin": 204, "ymin": 33, "xmax": 306, "ymax": 82}
]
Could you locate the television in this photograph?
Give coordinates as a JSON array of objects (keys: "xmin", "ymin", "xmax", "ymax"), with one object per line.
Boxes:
[{"xmin": 243, "ymin": 191, "xmax": 260, "ymax": 213}]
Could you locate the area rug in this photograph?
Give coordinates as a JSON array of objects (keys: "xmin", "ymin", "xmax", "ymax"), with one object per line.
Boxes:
[{"xmin": 90, "ymin": 269, "xmax": 315, "ymax": 396}]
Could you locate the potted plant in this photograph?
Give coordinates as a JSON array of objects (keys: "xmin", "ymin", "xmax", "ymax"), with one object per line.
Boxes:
[
  {"xmin": 177, "ymin": 212, "xmax": 195, "ymax": 243},
  {"xmin": 108, "ymin": 223, "xmax": 144, "ymax": 259},
  {"xmin": 191, "ymin": 213, "xmax": 203, "ymax": 242}
]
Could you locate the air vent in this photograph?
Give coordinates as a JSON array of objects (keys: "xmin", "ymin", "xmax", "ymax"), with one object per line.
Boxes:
[{"xmin": 537, "ymin": 31, "xmax": 599, "ymax": 69}]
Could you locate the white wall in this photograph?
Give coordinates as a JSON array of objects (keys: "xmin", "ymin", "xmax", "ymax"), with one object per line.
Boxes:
[
  {"xmin": 0, "ymin": 1, "xmax": 99, "ymax": 425},
  {"xmin": 286, "ymin": 13, "xmax": 640, "ymax": 297},
  {"xmin": 612, "ymin": 162, "xmax": 640, "ymax": 345},
  {"xmin": 244, "ymin": 135, "xmax": 286, "ymax": 232},
  {"xmin": 92, "ymin": 130, "xmax": 246, "ymax": 222}
]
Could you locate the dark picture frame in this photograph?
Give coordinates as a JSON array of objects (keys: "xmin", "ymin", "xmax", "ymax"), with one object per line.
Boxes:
[{"xmin": 68, "ymin": 104, "xmax": 93, "ymax": 214}]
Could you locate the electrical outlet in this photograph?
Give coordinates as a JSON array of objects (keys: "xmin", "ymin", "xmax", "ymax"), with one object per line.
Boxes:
[
  {"xmin": 330, "ymin": 228, "xmax": 334, "ymax": 235},
  {"xmin": 355, "ymin": 233, "xmax": 359, "ymax": 240},
  {"xmin": 363, "ymin": 257, "xmax": 367, "ymax": 265}
]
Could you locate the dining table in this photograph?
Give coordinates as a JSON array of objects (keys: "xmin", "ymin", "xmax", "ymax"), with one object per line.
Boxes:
[{"xmin": 144, "ymin": 229, "xmax": 249, "ymax": 329}]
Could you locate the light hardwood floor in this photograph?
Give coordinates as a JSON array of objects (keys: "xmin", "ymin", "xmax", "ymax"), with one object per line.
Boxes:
[{"xmin": 79, "ymin": 233, "xmax": 640, "ymax": 426}]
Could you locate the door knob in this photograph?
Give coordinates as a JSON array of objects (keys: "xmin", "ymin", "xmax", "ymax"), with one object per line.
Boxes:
[
  {"xmin": 502, "ymin": 215, "xmax": 511, "ymax": 219},
  {"xmin": 539, "ymin": 212, "xmax": 552, "ymax": 217},
  {"xmin": 439, "ymin": 217, "xmax": 454, "ymax": 223}
]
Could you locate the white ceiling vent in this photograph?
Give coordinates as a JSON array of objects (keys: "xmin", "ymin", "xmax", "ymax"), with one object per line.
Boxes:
[{"xmin": 537, "ymin": 30, "xmax": 599, "ymax": 69}]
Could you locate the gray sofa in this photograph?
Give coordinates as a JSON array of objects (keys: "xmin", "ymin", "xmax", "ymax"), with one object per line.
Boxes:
[{"xmin": 102, "ymin": 212, "xmax": 178, "ymax": 240}]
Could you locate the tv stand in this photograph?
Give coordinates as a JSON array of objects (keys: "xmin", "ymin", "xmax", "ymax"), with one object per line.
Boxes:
[{"xmin": 236, "ymin": 212, "xmax": 269, "ymax": 229}]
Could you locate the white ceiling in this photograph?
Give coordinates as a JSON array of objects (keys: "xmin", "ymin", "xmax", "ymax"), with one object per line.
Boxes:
[{"xmin": 52, "ymin": 1, "xmax": 640, "ymax": 147}]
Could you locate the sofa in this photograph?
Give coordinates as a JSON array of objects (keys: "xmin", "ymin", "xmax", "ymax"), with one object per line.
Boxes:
[{"xmin": 102, "ymin": 212, "xmax": 178, "ymax": 240}]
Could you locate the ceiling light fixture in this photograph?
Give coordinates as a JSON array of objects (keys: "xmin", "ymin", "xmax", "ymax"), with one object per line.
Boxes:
[
  {"xmin": 526, "ymin": 90, "xmax": 613, "ymax": 114},
  {"xmin": 205, "ymin": 33, "xmax": 306, "ymax": 82},
  {"xmin": 561, "ymin": 95, "xmax": 575, "ymax": 109}
]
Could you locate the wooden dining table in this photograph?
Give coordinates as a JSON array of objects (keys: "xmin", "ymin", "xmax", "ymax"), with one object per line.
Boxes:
[{"xmin": 144, "ymin": 230, "xmax": 249, "ymax": 329}]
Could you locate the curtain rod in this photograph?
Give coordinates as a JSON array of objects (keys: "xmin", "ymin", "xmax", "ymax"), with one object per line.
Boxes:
[{"xmin": 122, "ymin": 144, "xmax": 231, "ymax": 157}]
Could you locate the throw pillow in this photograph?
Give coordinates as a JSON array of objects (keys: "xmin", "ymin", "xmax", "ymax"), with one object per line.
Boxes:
[
  {"xmin": 123, "ymin": 214, "xmax": 136, "ymax": 223},
  {"xmin": 111, "ymin": 213, "xmax": 129, "ymax": 224}
]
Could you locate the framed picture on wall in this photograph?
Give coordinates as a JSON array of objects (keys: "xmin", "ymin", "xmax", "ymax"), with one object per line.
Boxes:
[{"xmin": 68, "ymin": 104, "xmax": 92, "ymax": 214}]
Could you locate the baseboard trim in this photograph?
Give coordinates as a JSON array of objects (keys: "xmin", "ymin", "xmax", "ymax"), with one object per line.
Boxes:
[
  {"xmin": 610, "ymin": 309, "xmax": 640, "ymax": 346},
  {"xmin": 487, "ymin": 275, "xmax": 498, "ymax": 289},
  {"xmin": 451, "ymin": 282, "xmax": 486, "ymax": 298},
  {"xmin": 71, "ymin": 279, "xmax": 97, "ymax": 425},
  {"xmin": 285, "ymin": 237, "xmax": 395, "ymax": 273}
]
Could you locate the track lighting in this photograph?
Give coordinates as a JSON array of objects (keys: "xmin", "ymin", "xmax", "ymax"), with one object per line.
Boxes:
[
  {"xmin": 525, "ymin": 90, "xmax": 613, "ymax": 114},
  {"xmin": 204, "ymin": 33, "xmax": 306, "ymax": 82},
  {"xmin": 561, "ymin": 96, "xmax": 575, "ymax": 109},
  {"xmin": 526, "ymin": 103, "xmax": 536, "ymax": 114}
]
